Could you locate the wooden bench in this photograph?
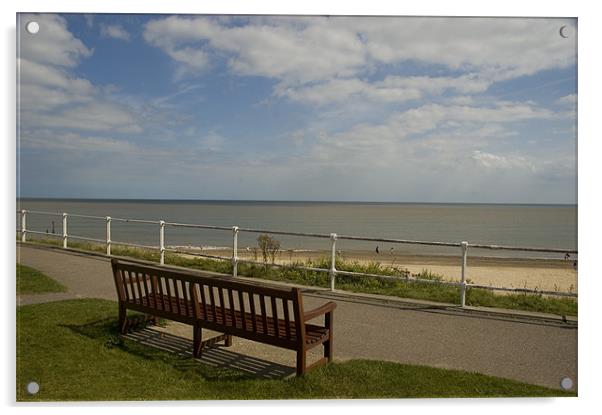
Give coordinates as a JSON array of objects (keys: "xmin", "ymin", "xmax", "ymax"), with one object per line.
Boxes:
[{"xmin": 111, "ymin": 258, "xmax": 336, "ymax": 376}]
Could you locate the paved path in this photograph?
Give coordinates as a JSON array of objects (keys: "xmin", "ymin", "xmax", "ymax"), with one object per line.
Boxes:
[{"xmin": 17, "ymin": 244, "xmax": 577, "ymax": 390}]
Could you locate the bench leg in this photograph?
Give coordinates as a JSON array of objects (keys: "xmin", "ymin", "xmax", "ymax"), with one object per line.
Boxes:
[
  {"xmin": 193, "ymin": 323, "xmax": 203, "ymax": 358},
  {"xmin": 296, "ymin": 350, "xmax": 306, "ymax": 376},
  {"xmin": 225, "ymin": 335, "xmax": 233, "ymax": 347},
  {"xmin": 118, "ymin": 303, "xmax": 128, "ymax": 334},
  {"xmin": 324, "ymin": 311, "xmax": 334, "ymax": 362},
  {"xmin": 323, "ymin": 339, "xmax": 332, "ymax": 362}
]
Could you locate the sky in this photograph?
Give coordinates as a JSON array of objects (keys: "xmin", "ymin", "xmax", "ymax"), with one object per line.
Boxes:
[{"xmin": 16, "ymin": 13, "xmax": 577, "ymax": 203}]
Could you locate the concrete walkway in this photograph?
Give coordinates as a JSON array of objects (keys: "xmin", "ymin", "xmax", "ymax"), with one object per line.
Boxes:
[{"xmin": 17, "ymin": 244, "xmax": 577, "ymax": 390}]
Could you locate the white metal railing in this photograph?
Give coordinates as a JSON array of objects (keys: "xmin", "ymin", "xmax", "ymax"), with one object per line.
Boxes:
[{"xmin": 16, "ymin": 209, "xmax": 578, "ymax": 305}]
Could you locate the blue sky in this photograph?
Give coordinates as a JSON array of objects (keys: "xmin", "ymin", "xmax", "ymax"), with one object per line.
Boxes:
[{"xmin": 17, "ymin": 14, "xmax": 577, "ymax": 203}]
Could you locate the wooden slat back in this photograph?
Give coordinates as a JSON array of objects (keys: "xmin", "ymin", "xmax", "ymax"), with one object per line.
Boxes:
[
  {"xmin": 112, "ymin": 259, "xmax": 303, "ymax": 342},
  {"xmin": 249, "ymin": 292, "xmax": 257, "ymax": 332},
  {"xmin": 157, "ymin": 275, "xmax": 167, "ymax": 310},
  {"xmin": 238, "ymin": 290, "xmax": 247, "ymax": 330},
  {"xmin": 218, "ymin": 287, "xmax": 226, "ymax": 323},
  {"xmin": 228, "ymin": 288, "xmax": 236, "ymax": 328},
  {"xmin": 283, "ymin": 298, "xmax": 291, "ymax": 339},
  {"xmin": 259, "ymin": 294, "xmax": 268, "ymax": 335},
  {"xmin": 164, "ymin": 274, "xmax": 173, "ymax": 312},
  {"xmin": 209, "ymin": 285, "xmax": 217, "ymax": 322},
  {"xmin": 112, "ymin": 260, "xmax": 297, "ymax": 299},
  {"xmin": 271, "ymin": 297, "xmax": 279, "ymax": 338},
  {"xmin": 199, "ymin": 283, "xmax": 208, "ymax": 319}
]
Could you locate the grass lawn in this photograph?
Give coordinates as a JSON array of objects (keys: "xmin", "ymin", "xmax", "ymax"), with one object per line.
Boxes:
[
  {"xmin": 16, "ymin": 298, "xmax": 574, "ymax": 401},
  {"xmin": 17, "ymin": 263, "xmax": 67, "ymax": 295}
]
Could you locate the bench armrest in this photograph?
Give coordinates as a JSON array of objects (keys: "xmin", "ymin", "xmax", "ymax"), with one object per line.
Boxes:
[{"xmin": 303, "ymin": 301, "xmax": 337, "ymax": 322}]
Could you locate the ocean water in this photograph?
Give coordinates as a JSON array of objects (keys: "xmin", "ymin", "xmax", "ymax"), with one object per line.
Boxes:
[{"xmin": 16, "ymin": 199, "xmax": 577, "ymax": 259}]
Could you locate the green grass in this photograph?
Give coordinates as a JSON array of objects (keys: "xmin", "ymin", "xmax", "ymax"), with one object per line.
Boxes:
[
  {"xmin": 23, "ymin": 238, "xmax": 577, "ymax": 316},
  {"xmin": 17, "ymin": 263, "xmax": 67, "ymax": 295},
  {"xmin": 16, "ymin": 299, "xmax": 574, "ymax": 400}
]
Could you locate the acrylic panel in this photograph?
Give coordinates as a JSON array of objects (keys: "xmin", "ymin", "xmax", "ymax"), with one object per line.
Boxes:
[{"xmin": 16, "ymin": 13, "xmax": 578, "ymax": 401}]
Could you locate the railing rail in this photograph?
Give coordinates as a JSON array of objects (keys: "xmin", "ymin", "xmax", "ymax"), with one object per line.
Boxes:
[{"xmin": 16, "ymin": 209, "xmax": 578, "ymax": 303}]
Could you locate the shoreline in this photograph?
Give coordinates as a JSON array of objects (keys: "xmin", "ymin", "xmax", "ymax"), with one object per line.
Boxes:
[
  {"xmin": 172, "ymin": 247, "xmax": 578, "ymax": 293},
  {"xmin": 170, "ymin": 246, "xmax": 576, "ymax": 268}
]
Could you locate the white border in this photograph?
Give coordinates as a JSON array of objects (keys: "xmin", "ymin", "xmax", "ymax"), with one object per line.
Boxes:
[{"xmin": 3, "ymin": 1, "xmax": 601, "ymax": 414}]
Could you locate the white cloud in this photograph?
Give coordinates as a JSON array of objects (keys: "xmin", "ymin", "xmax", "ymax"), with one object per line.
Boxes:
[
  {"xmin": 100, "ymin": 24, "xmax": 131, "ymax": 41},
  {"xmin": 19, "ymin": 58, "xmax": 95, "ymax": 111},
  {"xmin": 345, "ymin": 17, "xmax": 575, "ymax": 80},
  {"xmin": 556, "ymin": 94, "xmax": 577, "ymax": 106},
  {"xmin": 471, "ymin": 151, "xmax": 535, "ymax": 171},
  {"xmin": 143, "ymin": 16, "xmax": 575, "ymax": 85},
  {"xmin": 18, "ymin": 14, "xmax": 143, "ymax": 135},
  {"xmin": 21, "ymin": 130, "xmax": 138, "ymax": 153},
  {"xmin": 19, "ymin": 14, "xmax": 92, "ymax": 67},
  {"xmin": 304, "ymin": 101, "xmax": 555, "ymax": 168},
  {"xmin": 25, "ymin": 102, "xmax": 143, "ymax": 134},
  {"xmin": 276, "ymin": 74, "xmax": 491, "ymax": 105}
]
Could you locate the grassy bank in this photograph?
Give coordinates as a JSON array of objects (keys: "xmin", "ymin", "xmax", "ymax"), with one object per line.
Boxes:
[
  {"xmin": 22, "ymin": 238, "xmax": 577, "ymax": 316},
  {"xmin": 16, "ymin": 298, "xmax": 574, "ymax": 400},
  {"xmin": 17, "ymin": 263, "xmax": 67, "ymax": 295}
]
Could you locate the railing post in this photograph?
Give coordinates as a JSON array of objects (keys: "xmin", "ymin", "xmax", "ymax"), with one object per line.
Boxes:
[
  {"xmin": 159, "ymin": 220, "xmax": 165, "ymax": 265},
  {"xmin": 460, "ymin": 241, "xmax": 468, "ymax": 307},
  {"xmin": 20, "ymin": 210, "xmax": 27, "ymax": 242},
  {"xmin": 62, "ymin": 213, "xmax": 68, "ymax": 248},
  {"xmin": 232, "ymin": 226, "xmax": 239, "ymax": 277},
  {"xmin": 106, "ymin": 216, "xmax": 111, "ymax": 256},
  {"xmin": 329, "ymin": 233, "xmax": 337, "ymax": 291}
]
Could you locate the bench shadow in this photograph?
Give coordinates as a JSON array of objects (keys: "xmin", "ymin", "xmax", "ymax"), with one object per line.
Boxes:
[
  {"xmin": 62, "ymin": 318, "xmax": 295, "ymax": 380},
  {"xmin": 125, "ymin": 327, "xmax": 295, "ymax": 379}
]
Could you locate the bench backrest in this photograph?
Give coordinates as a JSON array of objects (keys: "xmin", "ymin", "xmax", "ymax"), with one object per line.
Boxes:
[{"xmin": 111, "ymin": 259, "xmax": 305, "ymax": 347}]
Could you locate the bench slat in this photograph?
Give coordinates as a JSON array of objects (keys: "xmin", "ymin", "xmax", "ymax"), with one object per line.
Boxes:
[
  {"xmin": 158, "ymin": 275, "xmax": 166, "ymax": 310},
  {"xmin": 119, "ymin": 269, "xmax": 129, "ymax": 302},
  {"xmin": 199, "ymin": 283, "xmax": 208, "ymax": 319},
  {"xmin": 271, "ymin": 296, "xmax": 279, "ymax": 339},
  {"xmin": 238, "ymin": 290, "xmax": 247, "ymax": 331},
  {"xmin": 141, "ymin": 272, "xmax": 150, "ymax": 302},
  {"xmin": 164, "ymin": 275, "xmax": 173, "ymax": 313},
  {"xmin": 182, "ymin": 280, "xmax": 191, "ymax": 317},
  {"xmin": 259, "ymin": 294, "xmax": 268, "ymax": 335},
  {"xmin": 249, "ymin": 292, "xmax": 257, "ymax": 333},
  {"xmin": 228, "ymin": 288, "xmax": 236, "ymax": 328},
  {"xmin": 209, "ymin": 286, "xmax": 217, "ymax": 323},
  {"xmin": 218, "ymin": 287, "xmax": 226, "ymax": 324},
  {"xmin": 135, "ymin": 271, "xmax": 144, "ymax": 302},
  {"xmin": 283, "ymin": 298, "xmax": 291, "ymax": 340},
  {"xmin": 174, "ymin": 279, "xmax": 182, "ymax": 315}
]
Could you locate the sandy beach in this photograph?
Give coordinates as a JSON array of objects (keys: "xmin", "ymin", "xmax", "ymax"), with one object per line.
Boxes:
[{"xmin": 173, "ymin": 247, "xmax": 578, "ymax": 294}]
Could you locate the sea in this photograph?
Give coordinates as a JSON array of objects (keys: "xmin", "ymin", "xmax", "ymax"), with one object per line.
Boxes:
[{"xmin": 16, "ymin": 199, "xmax": 578, "ymax": 259}]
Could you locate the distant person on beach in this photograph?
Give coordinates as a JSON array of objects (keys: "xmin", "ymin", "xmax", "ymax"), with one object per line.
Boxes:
[
  {"xmin": 564, "ymin": 253, "xmax": 570, "ymax": 260},
  {"xmin": 573, "ymin": 260, "xmax": 577, "ymax": 270},
  {"xmin": 375, "ymin": 245, "xmax": 380, "ymax": 254}
]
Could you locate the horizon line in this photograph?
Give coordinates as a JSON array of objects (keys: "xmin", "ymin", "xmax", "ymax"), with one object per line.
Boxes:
[{"xmin": 16, "ymin": 197, "xmax": 577, "ymax": 206}]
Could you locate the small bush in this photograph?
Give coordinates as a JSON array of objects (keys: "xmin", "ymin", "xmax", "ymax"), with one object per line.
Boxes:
[{"xmin": 257, "ymin": 234, "xmax": 281, "ymax": 264}]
